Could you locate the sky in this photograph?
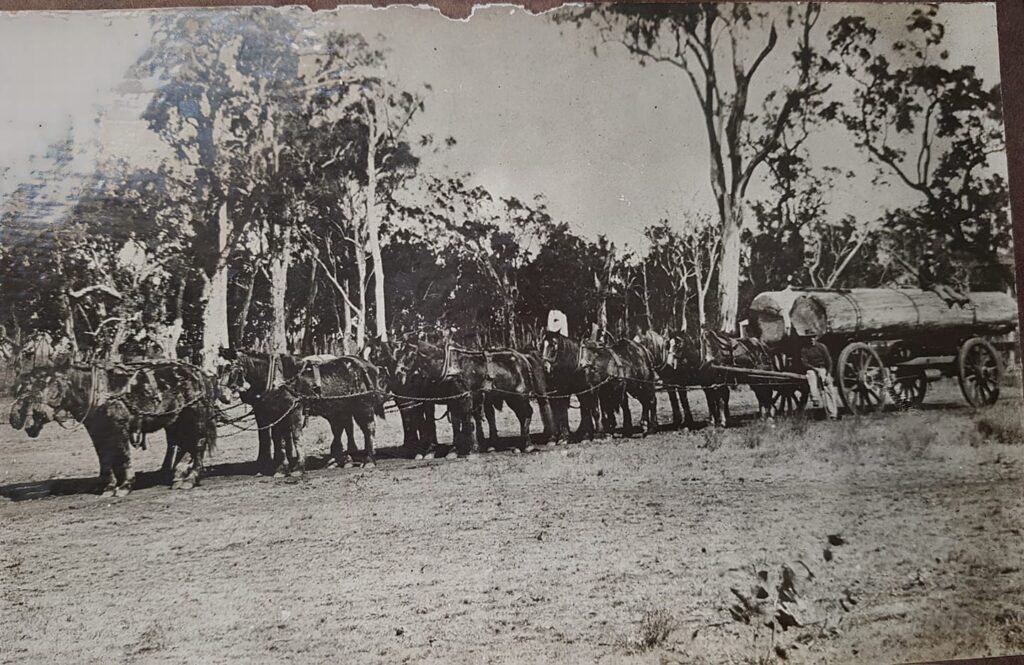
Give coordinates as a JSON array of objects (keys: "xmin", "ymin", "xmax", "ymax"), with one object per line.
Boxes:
[{"xmin": 0, "ymin": 3, "xmax": 1007, "ymax": 251}]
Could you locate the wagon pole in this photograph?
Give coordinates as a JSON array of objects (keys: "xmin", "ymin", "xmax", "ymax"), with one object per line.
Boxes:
[{"xmin": 709, "ymin": 364, "xmax": 809, "ymax": 383}]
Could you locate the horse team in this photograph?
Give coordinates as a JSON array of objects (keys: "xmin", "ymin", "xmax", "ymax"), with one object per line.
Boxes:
[{"xmin": 7, "ymin": 324, "xmax": 801, "ymax": 497}]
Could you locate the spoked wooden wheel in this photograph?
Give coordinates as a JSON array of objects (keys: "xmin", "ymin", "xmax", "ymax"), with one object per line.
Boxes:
[
  {"xmin": 771, "ymin": 385, "xmax": 809, "ymax": 415},
  {"xmin": 837, "ymin": 342, "xmax": 887, "ymax": 414},
  {"xmin": 886, "ymin": 343, "xmax": 927, "ymax": 410},
  {"xmin": 958, "ymin": 337, "xmax": 1001, "ymax": 407},
  {"xmin": 889, "ymin": 371, "xmax": 927, "ymax": 410}
]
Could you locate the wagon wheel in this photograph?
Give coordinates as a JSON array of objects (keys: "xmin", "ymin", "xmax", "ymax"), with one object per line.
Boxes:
[
  {"xmin": 889, "ymin": 371, "xmax": 927, "ymax": 410},
  {"xmin": 769, "ymin": 350, "xmax": 808, "ymax": 415},
  {"xmin": 837, "ymin": 342, "xmax": 887, "ymax": 415},
  {"xmin": 957, "ymin": 337, "xmax": 1001, "ymax": 407},
  {"xmin": 886, "ymin": 343, "xmax": 927, "ymax": 410},
  {"xmin": 771, "ymin": 384, "xmax": 809, "ymax": 415}
]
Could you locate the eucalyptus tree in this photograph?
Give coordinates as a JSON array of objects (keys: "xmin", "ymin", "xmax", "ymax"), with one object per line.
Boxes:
[
  {"xmin": 829, "ymin": 5, "xmax": 1010, "ymax": 287},
  {"xmin": 558, "ymin": 3, "xmax": 828, "ymax": 331}
]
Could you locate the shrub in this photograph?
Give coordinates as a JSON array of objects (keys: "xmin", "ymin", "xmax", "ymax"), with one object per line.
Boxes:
[{"xmin": 627, "ymin": 607, "xmax": 675, "ymax": 653}]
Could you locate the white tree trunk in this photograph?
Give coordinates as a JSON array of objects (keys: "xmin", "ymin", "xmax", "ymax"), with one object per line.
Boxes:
[
  {"xmin": 354, "ymin": 246, "xmax": 367, "ymax": 350},
  {"xmin": 269, "ymin": 226, "xmax": 291, "ymax": 355},
  {"xmin": 365, "ymin": 109, "xmax": 388, "ymax": 343},
  {"xmin": 716, "ymin": 198, "xmax": 742, "ymax": 333},
  {"xmin": 199, "ymin": 201, "xmax": 232, "ymax": 373},
  {"xmin": 153, "ymin": 318, "xmax": 183, "ymax": 359}
]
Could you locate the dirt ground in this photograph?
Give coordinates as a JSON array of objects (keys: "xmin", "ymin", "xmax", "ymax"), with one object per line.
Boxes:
[{"xmin": 2, "ymin": 382, "xmax": 1023, "ymax": 665}]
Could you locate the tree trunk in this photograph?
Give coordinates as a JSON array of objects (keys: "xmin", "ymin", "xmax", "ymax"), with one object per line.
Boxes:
[
  {"xmin": 301, "ymin": 258, "xmax": 319, "ymax": 355},
  {"xmin": 199, "ymin": 201, "xmax": 232, "ymax": 372},
  {"xmin": 354, "ymin": 247, "xmax": 367, "ymax": 349},
  {"xmin": 365, "ymin": 106, "xmax": 388, "ymax": 343},
  {"xmin": 642, "ymin": 265, "xmax": 653, "ymax": 331},
  {"xmin": 337, "ymin": 281, "xmax": 349, "ymax": 355},
  {"xmin": 716, "ymin": 197, "xmax": 742, "ymax": 333},
  {"xmin": 269, "ymin": 226, "xmax": 291, "ymax": 355},
  {"xmin": 53, "ymin": 252, "xmax": 79, "ymax": 357},
  {"xmin": 235, "ymin": 268, "xmax": 255, "ymax": 347}
]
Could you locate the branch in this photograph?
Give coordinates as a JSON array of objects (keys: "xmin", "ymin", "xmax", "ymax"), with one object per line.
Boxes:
[{"xmin": 69, "ymin": 284, "xmax": 124, "ymax": 300}]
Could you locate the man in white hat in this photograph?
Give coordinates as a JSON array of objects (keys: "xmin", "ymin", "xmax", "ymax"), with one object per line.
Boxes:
[{"xmin": 547, "ymin": 310, "xmax": 569, "ymax": 338}]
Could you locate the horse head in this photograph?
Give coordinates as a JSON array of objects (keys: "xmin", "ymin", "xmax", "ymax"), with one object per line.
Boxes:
[
  {"xmin": 540, "ymin": 331, "xmax": 578, "ymax": 374},
  {"xmin": 215, "ymin": 348, "xmax": 254, "ymax": 403},
  {"xmin": 392, "ymin": 341, "xmax": 444, "ymax": 386},
  {"xmin": 667, "ymin": 331, "xmax": 703, "ymax": 370},
  {"xmin": 9, "ymin": 364, "xmax": 77, "ymax": 437}
]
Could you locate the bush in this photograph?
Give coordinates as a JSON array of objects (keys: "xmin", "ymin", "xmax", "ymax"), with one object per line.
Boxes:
[
  {"xmin": 974, "ymin": 405, "xmax": 1024, "ymax": 445},
  {"xmin": 627, "ymin": 607, "xmax": 675, "ymax": 653}
]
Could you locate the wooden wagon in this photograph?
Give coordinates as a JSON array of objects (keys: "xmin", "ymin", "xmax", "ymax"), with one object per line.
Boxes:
[{"xmin": 748, "ymin": 288, "xmax": 1019, "ymax": 414}]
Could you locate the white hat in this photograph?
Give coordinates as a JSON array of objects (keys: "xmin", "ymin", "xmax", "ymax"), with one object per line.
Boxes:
[{"xmin": 547, "ymin": 310, "xmax": 569, "ymax": 337}]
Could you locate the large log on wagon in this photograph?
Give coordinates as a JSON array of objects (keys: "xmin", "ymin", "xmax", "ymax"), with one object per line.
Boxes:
[
  {"xmin": 750, "ymin": 288, "xmax": 1017, "ymax": 343},
  {"xmin": 752, "ymin": 288, "xmax": 1018, "ymax": 342},
  {"xmin": 748, "ymin": 290, "xmax": 802, "ymax": 344}
]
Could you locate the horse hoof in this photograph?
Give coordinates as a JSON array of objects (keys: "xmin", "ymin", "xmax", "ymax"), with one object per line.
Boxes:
[
  {"xmin": 445, "ymin": 451, "xmax": 458, "ymax": 460},
  {"xmin": 363, "ymin": 461, "xmax": 376, "ymax": 469},
  {"xmin": 414, "ymin": 453, "xmax": 424, "ymax": 461},
  {"xmin": 113, "ymin": 487, "xmax": 131, "ymax": 497},
  {"xmin": 425, "ymin": 452, "xmax": 436, "ymax": 460},
  {"xmin": 273, "ymin": 471, "xmax": 285, "ymax": 478},
  {"xmin": 326, "ymin": 460, "xmax": 339, "ymax": 469},
  {"xmin": 545, "ymin": 441, "xmax": 556, "ymax": 448},
  {"xmin": 342, "ymin": 462, "xmax": 355, "ymax": 469},
  {"xmin": 100, "ymin": 489, "xmax": 116, "ymax": 498},
  {"xmin": 485, "ymin": 446, "xmax": 496, "ymax": 453},
  {"xmin": 522, "ymin": 445, "xmax": 535, "ymax": 454}
]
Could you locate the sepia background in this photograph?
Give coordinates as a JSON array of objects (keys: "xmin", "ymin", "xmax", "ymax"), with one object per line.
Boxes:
[{"xmin": 1, "ymin": 4, "xmax": 1023, "ymax": 665}]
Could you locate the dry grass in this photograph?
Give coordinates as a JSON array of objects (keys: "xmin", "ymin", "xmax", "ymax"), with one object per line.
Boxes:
[
  {"xmin": 973, "ymin": 401, "xmax": 1024, "ymax": 446},
  {"xmin": 622, "ymin": 607, "xmax": 675, "ymax": 654}
]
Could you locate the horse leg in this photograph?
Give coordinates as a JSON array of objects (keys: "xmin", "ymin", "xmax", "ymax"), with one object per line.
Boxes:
[
  {"xmin": 618, "ymin": 391, "xmax": 633, "ymax": 437},
  {"xmin": 327, "ymin": 419, "xmax": 343, "ymax": 468},
  {"xmin": 454, "ymin": 396, "xmax": 478, "ymax": 458},
  {"xmin": 508, "ymin": 396, "xmax": 534, "ymax": 454},
  {"xmin": 421, "ymin": 404, "xmax": 439, "ymax": 459},
  {"xmin": 703, "ymin": 388, "xmax": 719, "ymax": 428},
  {"xmin": 643, "ymin": 386, "xmax": 658, "ymax": 436},
  {"xmin": 110, "ymin": 432, "xmax": 135, "ymax": 497},
  {"xmin": 756, "ymin": 388, "xmax": 775, "ymax": 424},
  {"xmin": 338, "ymin": 413, "xmax": 357, "ymax": 468},
  {"xmin": 92, "ymin": 433, "xmax": 117, "ymax": 496},
  {"xmin": 549, "ymin": 396, "xmax": 569, "ymax": 443},
  {"xmin": 161, "ymin": 440, "xmax": 179, "ymax": 484},
  {"xmin": 286, "ymin": 420, "xmax": 305, "ymax": 476},
  {"xmin": 720, "ymin": 388, "xmax": 732, "ymax": 428},
  {"xmin": 474, "ymin": 395, "xmax": 492, "ymax": 452},
  {"xmin": 255, "ymin": 412, "xmax": 273, "ymax": 472},
  {"xmin": 398, "ymin": 399, "xmax": 419, "ymax": 455},
  {"xmin": 679, "ymin": 389, "xmax": 696, "ymax": 430},
  {"xmin": 270, "ymin": 424, "xmax": 288, "ymax": 477},
  {"xmin": 601, "ymin": 384, "xmax": 623, "ymax": 436},
  {"xmin": 574, "ymin": 392, "xmax": 595, "ymax": 440},
  {"xmin": 485, "ymin": 397, "xmax": 500, "ymax": 443},
  {"xmin": 667, "ymin": 388, "xmax": 683, "ymax": 428},
  {"xmin": 356, "ymin": 405, "xmax": 376, "ymax": 468},
  {"xmin": 344, "ymin": 410, "xmax": 358, "ymax": 460},
  {"xmin": 536, "ymin": 396, "xmax": 555, "ymax": 446}
]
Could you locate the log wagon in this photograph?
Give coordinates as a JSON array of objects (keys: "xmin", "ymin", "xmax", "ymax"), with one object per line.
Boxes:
[{"xmin": 748, "ymin": 288, "xmax": 1019, "ymax": 414}]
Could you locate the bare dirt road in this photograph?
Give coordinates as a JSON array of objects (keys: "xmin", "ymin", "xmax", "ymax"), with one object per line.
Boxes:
[{"xmin": 2, "ymin": 385, "xmax": 1023, "ymax": 664}]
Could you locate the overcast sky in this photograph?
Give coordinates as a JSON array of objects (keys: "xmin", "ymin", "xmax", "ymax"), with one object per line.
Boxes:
[{"xmin": 0, "ymin": 3, "xmax": 1006, "ymax": 249}]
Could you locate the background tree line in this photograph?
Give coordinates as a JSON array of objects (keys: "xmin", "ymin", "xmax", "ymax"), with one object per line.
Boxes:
[{"xmin": 0, "ymin": 4, "xmax": 1011, "ymax": 370}]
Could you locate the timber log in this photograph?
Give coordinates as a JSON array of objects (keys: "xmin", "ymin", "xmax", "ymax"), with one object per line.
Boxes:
[{"xmin": 749, "ymin": 288, "xmax": 1017, "ymax": 344}]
